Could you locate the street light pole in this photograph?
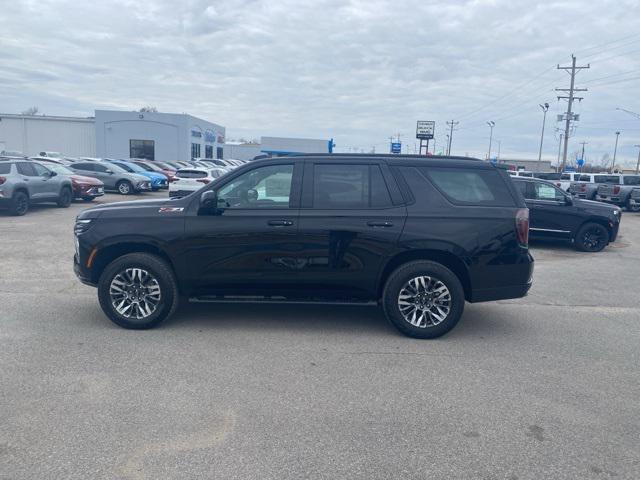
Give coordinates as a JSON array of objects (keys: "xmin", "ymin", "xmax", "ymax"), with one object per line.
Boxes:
[
  {"xmin": 537, "ymin": 103, "xmax": 549, "ymax": 172},
  {"xmin": 612, "ymin": 131, "xmax": 620, "ymax": 173},
  {"xmin": 635, "ymin": 145, "xmax": 640, "ymax": 175},
  {"xmin": 487, "ymin": 121, "xmax": 495, "ymax": 160}
]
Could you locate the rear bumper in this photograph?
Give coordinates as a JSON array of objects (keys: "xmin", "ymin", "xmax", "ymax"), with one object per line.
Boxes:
[
  {"xmin": 470, "ymin": 282, "xmax": 533, "ymax": 302},
  {"xmin": 596, "ymin": 195, "xmax": 623, "ymax": 206},
  {"xmin": 469, "ymin": 252, "xmax": 534, "ymax": 303}
]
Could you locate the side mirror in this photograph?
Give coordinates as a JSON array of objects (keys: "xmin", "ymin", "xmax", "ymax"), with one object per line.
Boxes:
[
  {"xmin": 200, "ymin": 190, "xmax": 219, "ymax": 212},
  {"xmin": 105, "ymin": 169, "xmax": 114, "ymax": 174},
  {"xmin": 48, "ymin": 170, "xmax": 57, "ymax": 177},
  {"xmin": 564, "ymin": 195, "xmax": 573, "ymax": 205}
]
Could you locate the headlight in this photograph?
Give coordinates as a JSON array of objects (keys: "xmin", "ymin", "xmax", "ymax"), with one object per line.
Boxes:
[
  {"xmin": 613, "ymin": 209, "xmax": 620, "ymax": 216},
  {"xmin": 74, "ymin": 218, "xmax": 92, "ymax": 235}
]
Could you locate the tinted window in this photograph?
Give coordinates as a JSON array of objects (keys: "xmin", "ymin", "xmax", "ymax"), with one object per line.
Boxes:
[
  {"xmin": 93, "ymin": 163, "xmax": 109, "ymax": 173},
  {"xmin": 514, "ymin": 180, "xmax": 529, "ymax": 198},
  {"xmin": 0, "ymin": 163, "xmax": 11, "ymax": 174},
  {"xmin": 130, "ymin": 140, "xmax": 154, "ymax": 160},
  {"xmin": 176, "ymin": 169, "xmax": 207, "ymax": 178},
  {"xmin": 74, "ymin": 163, "xmax": 95, "ymax": 172},
  {"xmin": 594, "ymin": 175, "xmax": 620, "ymax": 184},
  {"xmin": 534, "ymin": 173, "xmax": 561, "ymax": 180},
  {"xmin": 313, "ymin": 164, "xmax": 369, "ymax": 208},
  {"xmin": 218, "ymin": 164, "xmax": 293, "ymax": 208},
  {"xmin": 17, "ymin": 162, "xmax": 37, "ymax": 176},
  {"xmin": 623, "ymin": 176, "xmax": 640, "ymax": 185},
  {"xmin": 421, "ymin": 167, "xmax": 515, "ymax": 206},
  {"xmin": 578, "ymin": 175, "xmax": 591, "ymax": 181}
]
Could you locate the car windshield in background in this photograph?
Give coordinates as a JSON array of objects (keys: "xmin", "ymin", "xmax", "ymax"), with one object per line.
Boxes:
[
  {"xmin": 176, "ymin": 169, "xmax": 207, "ymax": 178},
  {"xmin": 534, "ymin": 173, "xmax": 561, "ymax": 180},
  {"xmin": 113, "ymin": 162, "xmax": 143, "ymax": 173},
  {"xmin": 578, "ymin": 175, "xmax": 592, "ymax": 181},
  {"xmin": 47, "ymin": 164, "xmax": 75, "ymax": 175}
]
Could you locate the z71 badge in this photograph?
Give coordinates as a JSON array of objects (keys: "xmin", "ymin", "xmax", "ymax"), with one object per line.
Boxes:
[{"xmin": 158, "ymin": 207, "xmax": 184, "ymax": 213}]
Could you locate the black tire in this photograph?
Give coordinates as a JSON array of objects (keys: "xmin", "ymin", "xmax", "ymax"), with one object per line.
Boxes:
[
  {"xmin": 117, "ymin": 180, "xmax": 133, "ymax": 195},
  {"xmin": 574, "ymin": 222, "xmax": 609, "ymax": 252},
  {"xmin": 382, "ymin": 260, "xmax": 465, "ymax": 339},
  {"xmin": 57, "ymin": 187, "xmax": 72, "ymax": 208},
  {"xmin": 626, "ymin": 198, "xmax": 640, "ymax": 212},
  {"xmin": 10, "ymin": 191, "xmax": 29, "ymax": 216},
  {"xmin": 97, "ymin": 253, "xmax": 179, "ymax": 329}
]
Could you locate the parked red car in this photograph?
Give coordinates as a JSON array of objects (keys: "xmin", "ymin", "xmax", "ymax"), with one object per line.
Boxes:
[{"xmin": 44, "ymin": 163, "xmax": 104, "ymax": 201}]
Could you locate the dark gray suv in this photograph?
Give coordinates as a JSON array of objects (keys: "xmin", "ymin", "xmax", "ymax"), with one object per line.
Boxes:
[{"xmin": 0, "ymin": 159, "xmax": 73, "ymax": 215}]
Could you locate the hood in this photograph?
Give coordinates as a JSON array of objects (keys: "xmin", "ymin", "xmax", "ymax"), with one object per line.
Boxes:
[
  {"xmin": 70, "ymin": 174, "xmax": 103, "ymax": 185},
  {"xmin": 77, "ymin": 197, "xmax": 186, "ymax": 219},
  {"xmin": 138, "ymin": 171, "xmax": 167, "ymax": 181},
  {"xmin": 574, "ymin": 197, "xmax": 620, "ymax": 213},
  {"xmin": 127, "ymin": 172, "xmax": 151, "ymax": 182}
]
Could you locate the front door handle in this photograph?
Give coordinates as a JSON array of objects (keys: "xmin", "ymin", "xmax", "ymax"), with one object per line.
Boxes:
[
  {"xmin": 268, "ymin": 220, "xmax": 294, "ymax": 227},
  {"xmin": 367, "ymin": 221, "xmax": 393, "ymax": 227}
]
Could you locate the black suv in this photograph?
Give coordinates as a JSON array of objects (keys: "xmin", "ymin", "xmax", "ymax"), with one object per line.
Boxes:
[
  {"xmin": 512, "ymin": 176, "xmax": 621, "ymax": 252},
  {"xmin": 73, "ymin": 155, "xmax": 533, "ymax": 338}
]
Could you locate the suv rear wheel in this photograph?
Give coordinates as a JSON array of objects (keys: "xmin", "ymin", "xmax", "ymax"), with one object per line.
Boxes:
[
  {"xmin": 117, "ymin": 180, "xmax": 133, "ymax": 195},
  {"xmin": 382, "ymin": 260, "xmax": 465, "ymax": 339},
  {"xmin": 10, "ymin": 191, "xmax": 29, "ymax": 216},
  {"xmin": 98, "ymin": 253, "xmax": 179, "ymax": 329}
]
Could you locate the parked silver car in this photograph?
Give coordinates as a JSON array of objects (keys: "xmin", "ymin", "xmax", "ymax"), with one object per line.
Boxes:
[
  {"xmin": 0, "ymin": 159, "xmax": 73, "ymax": 215},
  {"xmin": 69, "ymin": 161, "xmax": 151, "ymax": 195}
]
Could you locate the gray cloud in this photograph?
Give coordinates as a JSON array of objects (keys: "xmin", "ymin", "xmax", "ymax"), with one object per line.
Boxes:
[{"xmin": 1, "ymin": 0, "xmax": 640, "ymax": 165}]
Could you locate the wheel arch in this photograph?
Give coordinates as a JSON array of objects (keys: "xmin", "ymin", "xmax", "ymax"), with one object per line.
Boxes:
[
  {"xmin": 90, "ymin": 241, "xmax": 178, "ymax": 288},
  {"xmin": 378, "ymin": 250, "xmax": 471, "ymax": 301},
  {"xmin": 576, "ymin": 217, "xmax": 614, "ymax": 241}
]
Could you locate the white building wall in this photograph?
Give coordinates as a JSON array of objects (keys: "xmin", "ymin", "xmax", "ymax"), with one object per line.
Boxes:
[
  {"xmin": 260, "ymin": 136, "xmax": 330, "ymax": 155},
  {"xmin": 223, "ymin": 143, "xmax": 262, "ymax": 161},
  {"xmin": 0, "ymin": 114, "xmax": 95, "ymax": 157}
]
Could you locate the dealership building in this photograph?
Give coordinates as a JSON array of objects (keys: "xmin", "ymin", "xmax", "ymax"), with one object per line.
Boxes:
[{"xmin": 0, "ymin": 110, "xmax": 331, "ymax": 162}]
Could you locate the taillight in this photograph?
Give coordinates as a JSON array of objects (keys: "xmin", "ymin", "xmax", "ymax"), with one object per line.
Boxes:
[
  {"xmin": 515, "ymin": 208, "xmax": 529, "ymax": 247},
  {"xmin": 555, "ymin": 182, "xmax": 561, "ymax": 187},
  {"xmin": 0, "ymin": 176, "xmax": 5, "ymax": 185},
  {"xmin": 578, "ymin": 184, "xmax": 586, "ymax": 192},
  {"xmin": 613, "ymin": 185, "xmax": 621, "ymax": 194},
  {"xmin": 196, "ymin": 179, "xmax": 211, "ymax": 184}
]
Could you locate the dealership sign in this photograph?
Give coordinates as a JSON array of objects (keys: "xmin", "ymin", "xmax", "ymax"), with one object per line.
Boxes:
[
  {"xmin": 390, "ymin": 142, "xmax": 402, "ymax": 154},
  {"xmin": 416, "ymin": 121, "xmax": 435, "ymax": 139}
]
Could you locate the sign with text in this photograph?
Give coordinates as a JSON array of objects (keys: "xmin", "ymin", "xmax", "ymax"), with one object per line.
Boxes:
[
  {"xmin": 416, "ymin": 120, "xmax": 435, "ymax": 139},
  {"xmin": 391, "ymin": 142, "xmax": 402, "ymax": 154}
]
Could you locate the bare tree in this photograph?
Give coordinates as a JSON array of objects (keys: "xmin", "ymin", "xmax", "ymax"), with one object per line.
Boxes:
[
  {"xmin": 21, "ymin": 106, "xmax": 39, "ymax": 115},
  {"xmin": 139, "ymin": 106, "xmax": 158, "ymax": 113}
]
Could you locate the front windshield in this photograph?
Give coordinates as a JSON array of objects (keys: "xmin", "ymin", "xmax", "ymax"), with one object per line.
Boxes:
[
  {"xmin": 48, "ymin": 164, "xmax": 74, "ymax": 175},
  {"xmin": 134, "ymin": 162, "xmax": 154, "ymax": 172}
]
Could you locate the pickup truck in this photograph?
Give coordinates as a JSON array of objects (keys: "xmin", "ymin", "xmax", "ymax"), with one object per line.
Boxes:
[
  {"xmin": 570, "ymin": 173, "xmax": 620, "ymax": 200},
  {"xmin": 629, "ymin": 188, "xmax": 640, "ymax": 211},
  {"xmin": 596, "ymin": 174, "xmax": 640, "ymax": 211}
]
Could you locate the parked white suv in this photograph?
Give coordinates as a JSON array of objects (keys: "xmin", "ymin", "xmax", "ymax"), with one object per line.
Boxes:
[{"xmin": 169, "ymin": 167, "xmax": 228, "ymax": 198}]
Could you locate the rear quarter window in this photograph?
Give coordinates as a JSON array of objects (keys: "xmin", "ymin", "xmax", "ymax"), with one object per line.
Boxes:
[
  {"xmin": 419, "ymin": 167, "xmax": 516, "ymax": 207},
  {"xmin": 0, "ymin": 163, "xmax": 11, "ymax": 174}
]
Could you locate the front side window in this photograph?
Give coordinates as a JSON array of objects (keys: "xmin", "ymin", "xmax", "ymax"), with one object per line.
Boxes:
[
  {"xmin": 217, "ymin": 164, "xmax": 293, "ymax": 208},
  {"xmin": 130, "ymin": 140, "xmax": 155, "ymax": 160},
  {"xmin": 32, "ymin": 163, "xmax": 50, "ymax": 176},
  {"xmin": 534, "ymin": 182, "xmax": 565, "ymax": 202},
  {"xmin": 422, "ymin": 167, "xmax": 515, "ymax": 206}
]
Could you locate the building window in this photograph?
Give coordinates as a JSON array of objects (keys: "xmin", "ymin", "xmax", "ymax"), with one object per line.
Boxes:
[
  {"xmin": 191, "ymin": 143, "xmax": 201, "ymax": 159},
  {"xmin": 130, "ymin": 140, "xmax": 155, "ymax": 160},
  {"xmin": 205, "ymin": 145, "xmax": 213, "ymax": 159},
  {"xmin": 216, "ymin": 147, "xmax": 223, "ymax": 159}
]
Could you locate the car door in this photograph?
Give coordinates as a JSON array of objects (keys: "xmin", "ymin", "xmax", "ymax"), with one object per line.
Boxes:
[
  {"xmin": 182, "ymin": 162, "xmax": 303, "ymax": 296},
  {"xmin": 90, "ymin": 163, "xmax": 117, "ymax": 189},
  {"xmin": 295, "ymin": 160, "xmax": 406, "ymax": 299},
  {"xmin": 525, "ymin": 180, "xmax": 577, "ymax": 238},
  {"xmin": 16, "ymin": 162, "xmax": 46, "ymax": 199},
  {"xmin": 31, "ymin": 163, "xmax": 59, "ymax": 199}
]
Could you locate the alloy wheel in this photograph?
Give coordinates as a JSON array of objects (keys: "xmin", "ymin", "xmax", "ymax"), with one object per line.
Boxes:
[
  {"xmin": 398, "ymin": 276, "xmax": 451, "ymax": 328},
  {"xmin": 118, "ymin": 182, "xmax": 131, "ymax": 194},
  {"xmin": 109, "ymin": 268, "xmax": 162, "ymax": 319},
  {"xmin": 582, "ymin": 227, "xmax": 606, "ymax": 251}
]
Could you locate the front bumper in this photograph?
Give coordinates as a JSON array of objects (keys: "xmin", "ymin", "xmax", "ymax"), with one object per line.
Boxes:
[
  {"xmin": 73, "ymin": 254, "xmax": 97, "ymax": 287},
  {"xmin": 136, "ymin": 182, "xmax": 152, "ymax": 191},
  {"xmin": 74, "ymin": 186, "xmax": 104, "ymax": 198}
]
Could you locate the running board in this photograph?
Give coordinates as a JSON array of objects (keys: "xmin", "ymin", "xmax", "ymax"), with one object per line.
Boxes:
[{"xmin": 189, "ymin": 295, "xmax": 378, "ymax": 306}]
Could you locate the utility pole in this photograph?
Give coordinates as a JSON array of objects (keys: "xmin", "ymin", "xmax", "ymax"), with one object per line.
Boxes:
[
  {"xmin": 486, "ymin": 121, "xmax": 495, "ymax": 160},
  {"xmin": 556, "ymin": 55, "xmax": 589, "ymax": 172},
  {"xmin": 556, "ymin": 132, "xmax": 564, "ymax": 171},
  {"xmin": 612, "ymin": 131, "xmax": 620, "ymax": 172},
  {"xmin": 537, "ymin": 103, "xmax": 549, "ymax": 171},
  {"xmin": 635, "ymin": 145, "xmax": 640, "ymax": 175},
  {"xmin": 446, "ymin": 120, "xmax": 458, "ymax": 155},
  {"xmin": 496, "ymin": 140, "xmax": 501, "ymax": 160}
]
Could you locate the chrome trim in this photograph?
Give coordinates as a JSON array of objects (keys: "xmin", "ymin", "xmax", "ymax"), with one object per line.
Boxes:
[{"xmin": 530, "ymin": 227, "xmax": 571, "ymax": 233}]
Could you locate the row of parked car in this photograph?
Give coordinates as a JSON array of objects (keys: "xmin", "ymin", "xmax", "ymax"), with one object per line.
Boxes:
[
  {"xmin": 0, "ymin": 151, "xmax": 249, "ymax": 215},
  {"xmin": 508, "ymin": 170, "xmax": 640, "ymax": 212}
]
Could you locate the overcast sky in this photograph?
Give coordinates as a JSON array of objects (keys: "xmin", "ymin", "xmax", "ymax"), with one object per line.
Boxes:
[{"xmin": 2, "ymin": 0, "xmax": 640, "ymax": 165}]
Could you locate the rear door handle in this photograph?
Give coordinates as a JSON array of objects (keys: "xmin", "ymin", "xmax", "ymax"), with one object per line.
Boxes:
[
  {"xmin": 268, "ymin": 220, "xmax": 294, "ymax": 226},
  {"xmin": 367, "ymin": 221, "xmax": 393, "ymax": 227}
]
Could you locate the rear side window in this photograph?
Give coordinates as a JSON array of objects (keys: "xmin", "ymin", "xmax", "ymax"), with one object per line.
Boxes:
[
  {"xmin": 0, "ymin": 163, "xmax": 11, "ymax": 174},
  {"xmin": 623, "ymin": 176, "xmax": 640, "ymax": 185},
  {"xmin": 420, "ymin": 167, "xmax": 515, "ymax": 206},
  {"xmin": 578, "ymin": 175, "xmax": 591, "ymax": 182},
  {"xmin": 313, "ymin": 164, "xmax": 392, "ymax": 209},
  {"xmin": 74, "ymin": 163, "xmax": 95, "ymax": 171},
  {"xmin": 17, "ymin": 162, "xmax": 37, "ymax": 176},
  {"xmin": 177, "ymin": 169, "xmax": 207, "ymax": 178},
  {"xmin": 594, "ymin": 175, "xmax": 620, "ymax": 184}
]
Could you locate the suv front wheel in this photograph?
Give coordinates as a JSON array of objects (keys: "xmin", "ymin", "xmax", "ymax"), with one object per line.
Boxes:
[
  {"xmin": 382, "ymin": 260, "xmax": 465, "ymax": 339},
  {"xmin": 97, "ymin": 253, "xmax": 179, "ymax": 329}
]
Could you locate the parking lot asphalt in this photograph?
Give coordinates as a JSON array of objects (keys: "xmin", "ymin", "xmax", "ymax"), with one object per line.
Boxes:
[{"xmin": 1, "ymin": 193, "xmax": 639, "ymax": 480}]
